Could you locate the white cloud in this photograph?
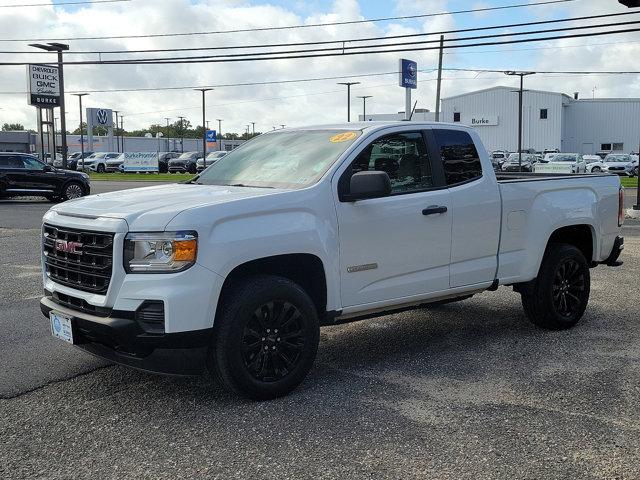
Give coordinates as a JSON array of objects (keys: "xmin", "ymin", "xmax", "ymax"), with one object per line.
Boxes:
[{"xmin": 0, "ymin": 0, "xmax": 638, "ymax": 134}]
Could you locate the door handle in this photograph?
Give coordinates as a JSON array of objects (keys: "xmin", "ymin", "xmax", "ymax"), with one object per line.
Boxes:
[{"xmin": 422, "ymin": 205, "xmax": 448, "ymax": 215}]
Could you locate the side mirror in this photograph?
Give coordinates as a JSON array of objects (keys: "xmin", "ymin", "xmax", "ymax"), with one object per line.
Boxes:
[{"xmin": 347, "ymin": 170, "xmax": 391, "ymax": 201}]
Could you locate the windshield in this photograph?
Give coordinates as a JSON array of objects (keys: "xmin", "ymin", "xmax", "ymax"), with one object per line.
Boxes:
[
  {"xmin": 178, "ymin": 152, "xmax": 196, "ymax": 159},
  {"xmin": 206, "ymin": 152, "xmax": 225, "ymax": 160},
  {"xmin": 197, "ymin": 129, "xmax": 361, "ymax": 189},
  {"xmin": 553, "ymin": 154, "xmax": 578, "ymax": 162},
  {"xmin": 605, "ymin": 155, "xmax": 629, "ymax": 163},
  {"xmin": 90, "ymin": 153, "xmax": 106, "ymax": 159}
]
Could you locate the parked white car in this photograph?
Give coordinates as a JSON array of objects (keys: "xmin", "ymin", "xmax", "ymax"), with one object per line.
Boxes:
[
  {"xmin": 105, "ymin": 153, "xmax": 125, "ymax": 173},
  {"xmin": 602, "ymin": 154, "xmax": 638, "ymax": 177},
  {"xmin": 545, "ymin": 153, "xmax": 587, "ymax": 173},
  {"xmin": 541, "ymin": 153, "xmax": 558, "ymax": 163},
  {"xmin": 41, "ymin": 122, "xmax": 625, "ymax": 399},
  {"xmin": 584, "ymin": 155, "xmax": 605, "ymax": 173},
  {"xmin": 76, "ymin": 152, "xmax": 120, "ymax": 173},
  {"xmin": 196, "ymin": 151, "xmax": 227, "ymax": 172},
  {"xmin": 501, "ymin": 153, "xmax": 538, "ymax": 172}
]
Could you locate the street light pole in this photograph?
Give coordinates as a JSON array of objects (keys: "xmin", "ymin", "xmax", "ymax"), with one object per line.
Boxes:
[
  {"xmin": 505, "ymin": 71, "xmax": 535, "ymax": 172},
  {"xmin": 618, "ymin": 0, "xmax": 640, "ymax": 208},
  {"xmin": 178, "ymin": 116, "xmax": 185, "ymax": 153},
  {"xmin": 72, "ymin": 93, "xmax": 88, "ymax": 169},
  {"xmin": 164, "ymin": 117, "xmax": 171, "ymax": 151},
  {"xmin": 216, "ymin": 119, "xmax": 222, "ymax": 150},
  {"xmin": 337, "ymin": 82, "xmax": 360, "ymax": 122},
  {"xmin": 120, "ymin": 115, "xmax": 125, "ymax": 153},
  {"xmin": 251, "ymin": 122, "xmax": 255, "ymax": 135},
  {"xmin": 195, "ymin": 88, "xmax": 212, "ymax": 168},
  {"xmin": 30, "ymin": 42, "xmax": 69, "ymax": 168},
  {"xmin": 357, "ymin": 95, "xmax": 372, "ymax": 120},
  {"xmin": 113, "ymin": 110, "xmax": 119, "ymax": 152}
]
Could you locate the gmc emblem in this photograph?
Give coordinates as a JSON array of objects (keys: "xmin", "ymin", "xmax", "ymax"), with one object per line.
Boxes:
[{"xmin": 55, "ymin": 239, "xmax": 83, "ymax": 254}]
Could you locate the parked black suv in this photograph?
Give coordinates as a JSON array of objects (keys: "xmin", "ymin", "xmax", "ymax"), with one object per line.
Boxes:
[
  {"xmin": 168, "ymin": 151, "xmax": 199, "ymax": 174},
  {"xmin": 0, "ymin": 153, "xmax": 90, "ymax": 201}
]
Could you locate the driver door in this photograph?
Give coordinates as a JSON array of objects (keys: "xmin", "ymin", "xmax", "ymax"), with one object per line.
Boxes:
[{"xmin": 333, "ymin": 130, "xmax": 452, "ymax": 309}]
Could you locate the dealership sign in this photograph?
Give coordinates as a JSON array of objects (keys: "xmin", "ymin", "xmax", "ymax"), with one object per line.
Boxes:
[
  {"xmin": 398, "ymin": 59, "xmax": 418, "ymax": 89},
  {"xmin": 123, "ymin": 152, "xmax": 159, "ymax": 172},
  {"xmin": 27, "ymin": 64, "xmax": 60, "ymax": 107},
  {"xmin": 87, "ymin": 108, "xmax": 114, "ymax": 128},
  {"xmin": 464, "ymin": 115, "xmax": 499, "ymax": 126}
]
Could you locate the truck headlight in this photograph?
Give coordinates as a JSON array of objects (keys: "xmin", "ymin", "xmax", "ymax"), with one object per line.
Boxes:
[{"xmin": 124, "ymin": 231, "xmax": 197, "ymax": 273}]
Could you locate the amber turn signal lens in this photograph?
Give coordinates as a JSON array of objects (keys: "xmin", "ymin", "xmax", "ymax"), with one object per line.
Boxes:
[{"xmin": 173, "ymin": 239, "xmax": 197, "ymax": 261}]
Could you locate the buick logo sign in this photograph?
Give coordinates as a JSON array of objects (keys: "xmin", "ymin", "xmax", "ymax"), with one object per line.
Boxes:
[{"xmin": 96, "ymin": 109, "xmax": 109, "ymax": 125}]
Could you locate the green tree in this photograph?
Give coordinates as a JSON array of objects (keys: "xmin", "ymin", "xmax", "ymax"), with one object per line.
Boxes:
[{"xmin": 2, "ymin": 123, "xmax": 24, "ymax": 131}]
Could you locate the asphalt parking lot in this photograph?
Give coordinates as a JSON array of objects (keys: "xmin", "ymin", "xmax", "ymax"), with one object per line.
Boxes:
[{"xmin": 1, "ymin": 182, "xmax": 639, "ymax": 479}]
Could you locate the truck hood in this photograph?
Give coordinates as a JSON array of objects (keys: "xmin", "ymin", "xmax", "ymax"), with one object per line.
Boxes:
[{"xmin": 49, "ymin": 183, "xmax": 284, "ymax": 230}]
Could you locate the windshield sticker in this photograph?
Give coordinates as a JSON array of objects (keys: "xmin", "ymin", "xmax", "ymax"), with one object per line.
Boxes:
[{"xmin": 329, "ymin": 132, "xmax": 357, "ymax": 143}]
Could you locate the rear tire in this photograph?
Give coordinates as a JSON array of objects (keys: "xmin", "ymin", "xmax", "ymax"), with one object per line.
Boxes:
[
  {"xmin": 209, "ymin": 275, "xmax": 320, "ymax": 400},
  {"xmin": 96, "ymin": 164, "xmax": 105, "ymax": 173},
  {"xmin": 591, "ymin": 166, "xmax": 601, "ymax": 173},
  {"xmin": 520, "ymin": 244, "xmax": 590, "ymax": 330}
]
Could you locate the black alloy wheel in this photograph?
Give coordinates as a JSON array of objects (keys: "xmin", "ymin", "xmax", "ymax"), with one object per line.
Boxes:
[
  {"xmin": 210, "ymin": 274, "xmax": 320, "ymax": 400},
  {"xmin": 241, "ymin": 301, "xmax": 306, "ymax": 383},
  {"xmin": 591, "ymin": 166, "xmax": 601, "ymax": 173},
  {"xmin": 520, "ymin": 243, "xmax": 590, "ymax": 330},
  {"xmin": 551, "ymin": 258, "xmax": 587, "ymax": 319}
]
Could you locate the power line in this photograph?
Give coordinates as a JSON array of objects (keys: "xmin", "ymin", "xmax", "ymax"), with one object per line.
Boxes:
[
  {"xmin": 2, "ymin": 9, "xmax": 635, "ymax": 54},
  {"xmin": 68, "ymin": 19, "xmax": 640, "ymax": 65},
  {"xmin": 0, "ymin": 0, "xmax": 578, "ymax": 42},
  {"xmin": 443, "ymin": 39, "xmax": 640, "ymax": 55},
  {"xmin": 0, "ymin": 0, "xmax": 129, "ymax": 7},
  {"xmin": 1, "ymin": 22, "xmax": 636, "ymax": 67}
]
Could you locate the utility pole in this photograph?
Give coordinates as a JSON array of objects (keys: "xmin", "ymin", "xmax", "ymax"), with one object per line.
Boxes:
[
  {"xmin": 246, "ymin": 125, "xmax": 250, "ymax": 140},
  {"xmin": 30, "ymin": 42, "xmax": 69, "ymax": 167},
  {"xmin": 178, "ymin": 116, "xmax": 185, "ymax": 153},
  {"xmin": 72, "ymin": 93, "xmax": 88, "ymax": 169},
  {"xmin": 505, "ymin": 71, "xmax": 535, "ymax": 172},
  {"xmin": 357, "ymin": 95, "xmax": 372, "ymax": 120},
  {"xmin": 435, "ymin": 35, "xmax": 445, "ymax": 122},
  {"xmin": 165, "ymin": 117, "xmax": 171, "ymax": 152},
  {"xmin": 216, "ymin": 119, "xmax": 222, "ymax": 150},
  {"xmin": 337, "ymin": 82, "xmax": 360, "ymax": 122},
  {"xmin": 120, "ymin": 115, "xmax": 125, "ymax": 153},
  {"xmin": 251, "ymin": 122, "xmax": 255, "ymax": 135},
  {"xmin": 113, "ymin": 110, "xmax": 120, "ymax": 152},
  {"xmin": 195, "ymin": 88, "xmax": 212, "ymax": 167}
]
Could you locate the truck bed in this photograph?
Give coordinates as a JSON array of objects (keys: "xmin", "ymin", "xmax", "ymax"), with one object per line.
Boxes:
[{"xmin": 495, "ymin": 172, "xmax": 609, "ymax": 183}]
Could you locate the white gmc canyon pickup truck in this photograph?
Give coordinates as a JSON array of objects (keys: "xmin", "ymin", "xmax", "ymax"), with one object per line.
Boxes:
[{"xmin": 40, "ymin": 122, "xmax": 625, "ymax": 399}]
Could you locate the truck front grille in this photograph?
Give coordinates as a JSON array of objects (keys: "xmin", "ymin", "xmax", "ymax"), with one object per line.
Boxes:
[{"xmin": 43, "ymin": 224, "xmax": 114, "ymax": 294}]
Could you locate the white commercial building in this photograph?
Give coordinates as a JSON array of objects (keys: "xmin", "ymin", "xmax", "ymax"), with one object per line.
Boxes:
[
  {"xmin": 358, "ymin": 108, "xmax": 435, "ymax": 122},
  {"xmin": 440, "ymin": 86, "xmax": 640, "ymax": 154}
]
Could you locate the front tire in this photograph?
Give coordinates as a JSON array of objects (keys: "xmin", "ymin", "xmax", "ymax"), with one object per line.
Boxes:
[
  {"xmin": 96, "ymin": 163, "xmax": 105, "ymax": 173},
  {"xmin": 210, "ymin": 275, "xmax": 320, "ymax": 400},
  {"xmin": 591, "ymin": 166, "xmax": 601, "ymax": 173},
  {"xmin": 62, "ymin": 181, "xmax": 85, "ymax": 201},
  {"xmin": 520, "ymin": 244, "xmax": 590, "ymax": 330}
]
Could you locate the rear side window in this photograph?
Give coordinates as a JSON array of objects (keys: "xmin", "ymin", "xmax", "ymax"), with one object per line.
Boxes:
[
  {"xmin": 433, "ymin": 129, "xmax": 482, "ymax": 186},
  {"xmin": 0, "ymin": 155, "xmax": 25, "ymax": 169}
]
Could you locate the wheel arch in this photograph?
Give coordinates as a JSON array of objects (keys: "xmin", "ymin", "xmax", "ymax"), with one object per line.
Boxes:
[
  {"xmin": 217, "ymin": 253, "xmax": 328, "ymax": 321},
  {"xmin": 546, "ymin": 224, "xmax": 596, "ymax": 263}
]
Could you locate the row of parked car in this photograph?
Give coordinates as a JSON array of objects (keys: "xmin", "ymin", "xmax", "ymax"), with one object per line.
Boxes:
[
  {"xmin": 491, "ymin": 150, "xmax": 639, "ymax": 176},
  {"xmin": 47, "ymin": 150, "xmax": 228, "ymax": 173}
]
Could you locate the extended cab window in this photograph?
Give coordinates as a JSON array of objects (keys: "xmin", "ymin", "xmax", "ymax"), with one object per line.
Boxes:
[
  {"xmin": 433, "ymin": 129, "xmax": 482, "ymax": 185},
  {"xmin": 350, "ymin": 131, "xmax": 433, "ymax": 194}
]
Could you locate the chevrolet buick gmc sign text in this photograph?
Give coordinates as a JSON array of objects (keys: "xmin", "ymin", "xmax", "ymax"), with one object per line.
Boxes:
[
  {"xmin": 27, "ymin": 64, "xmax": 60, "ymax": 108},
  {"xmin": 398, "ymin": 59, "xmax": 418, "ymax": 89}
]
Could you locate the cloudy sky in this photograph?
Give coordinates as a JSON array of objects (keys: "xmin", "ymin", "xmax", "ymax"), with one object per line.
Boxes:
[{"xmin": 0, "ymin": 0, "xmax": 639, "ymax": 134}]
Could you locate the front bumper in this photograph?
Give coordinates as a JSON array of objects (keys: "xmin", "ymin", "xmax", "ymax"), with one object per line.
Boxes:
[{"xmin": 41, "ymin": 295, "xmax": 211, "ymax": 375}]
